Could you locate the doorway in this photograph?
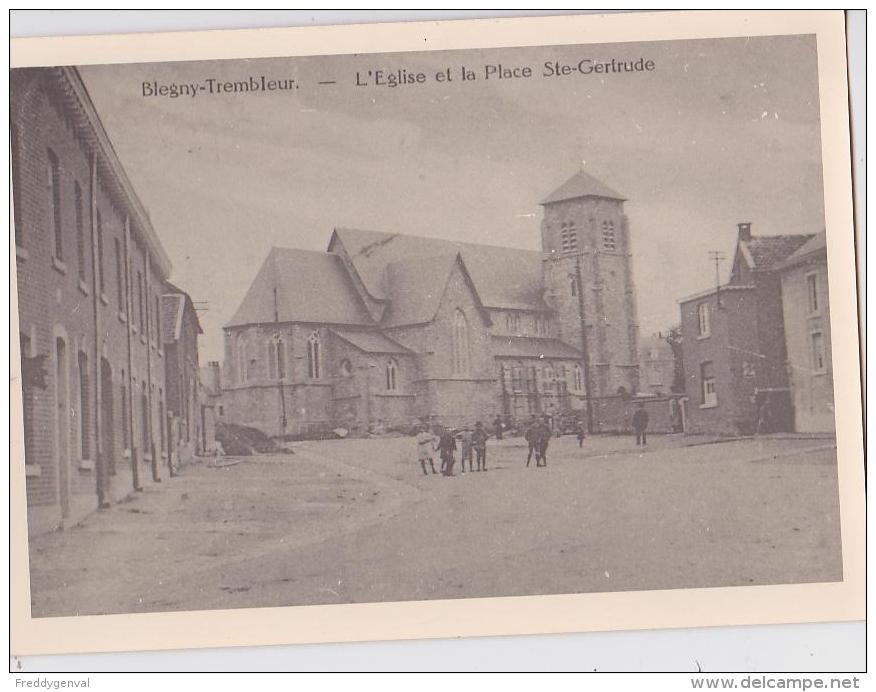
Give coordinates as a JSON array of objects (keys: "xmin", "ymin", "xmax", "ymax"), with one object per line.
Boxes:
[
  {"xmin": 55, "ymin": 337, "xmax": 70, "ymax": 518},
  {"xmin": 100, "ymin": 359, "xmax": 115, "ymax": 478}
]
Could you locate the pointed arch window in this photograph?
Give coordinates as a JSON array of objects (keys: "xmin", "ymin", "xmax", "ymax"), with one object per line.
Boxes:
[
  {"xmin": 569, "ymin": 274, "xmax": 578, "ymax": 297},
  {"xmin": 452, "ymin": 309, "xmax": 471, "ymax": 374},
  {"xmin": 386, "ymin": 359, "xmax": 398, "ymax": 391},
  {"xmin": 574, "ymin": 364, "xmax": 584, "ymax": 392},
  {"xmin": 267, "ymin": 336, "xmax": 287, "ymax": 380},
  {"xmin": 307, "ymin": 331, "xmax": 321, "ymax": 379}
]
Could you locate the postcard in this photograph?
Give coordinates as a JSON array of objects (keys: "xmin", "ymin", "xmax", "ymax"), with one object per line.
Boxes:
[{"xmin": 10, "ymin": 10, "xmax": 864, "ymax": 655}]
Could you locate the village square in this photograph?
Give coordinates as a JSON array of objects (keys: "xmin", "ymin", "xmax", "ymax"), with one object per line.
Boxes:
[{"xmin": 12, "ymin": 50, "xmax": 840, "ymax": 617}]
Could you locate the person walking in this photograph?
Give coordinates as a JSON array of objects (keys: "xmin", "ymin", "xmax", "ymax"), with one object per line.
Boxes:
[
  {"xmin": 576, "ymin": 418, "xmax": 586, "ymax": 448},
  {"xmin": 632, "ymin": 403, "xmax": 649, "ymax": 446},
  {"xmin": 416, "ymin": 425, "xmax": 438, "ymax": 476},
  {"xmin": 524, "ymin": 415, "xmax": 539, "ymax": 467},
  {"xmin": 472, "ymin": 421, "xmax": 488, "ymax": 471}
]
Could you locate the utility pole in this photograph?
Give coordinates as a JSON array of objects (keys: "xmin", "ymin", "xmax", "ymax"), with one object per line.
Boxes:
[
  {"xmin": 574, "ymin": 254, "xmax": 595, "ymax": 434},
  {"xmin": 272, "ymin": 286, "xmax": 288, "ymax": 438},
  {"xmin": 708, "ymin": 250, "xmax": 726, "ymax": 307}
]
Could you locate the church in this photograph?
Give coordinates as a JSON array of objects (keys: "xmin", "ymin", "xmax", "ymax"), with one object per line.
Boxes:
[{"xmin": 220, "ymin": 170, "xmax": 641, "ymax": 437}]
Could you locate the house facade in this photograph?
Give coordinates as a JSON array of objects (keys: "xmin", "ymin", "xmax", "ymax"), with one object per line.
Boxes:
[
  {"xmin": 161, "ymin": 285, "xmax": 205, "ymax": 465},
  {"xmin": 778, "ymin": 234, "xmax": 834, "ymax": 433},
  {"xmin": 221, "ymin": 171, "xmax": 641, "ymax": 436},
  {"xmin": 679, "ymin": 223, "xmax": 813, "ymax": 435},
  {"xmin": 637, "ymin": 332, "xmax": 676, "ymax": 396},
  {"xmin": 12, "ymin": 67, "xmax": 199, "ymax": 534}
]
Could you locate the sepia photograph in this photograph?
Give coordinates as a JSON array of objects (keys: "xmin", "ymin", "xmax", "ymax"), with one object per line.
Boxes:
[{"xmin": 9, "ymin": 10, "xmax": 864, "ymax": 656}]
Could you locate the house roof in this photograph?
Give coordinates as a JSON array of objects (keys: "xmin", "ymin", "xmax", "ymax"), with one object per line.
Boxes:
[
  {"xmin": 225, "ymin": 247, "xmax": 373, "ymax": 328},
  {"xmin": 677, "ymin": 283, "xmax": 755, "ymax": 304},
  {"xmin": 329, "ymin": 328, "xmax": 411, "ymax": 355},
  {"xmin": 778, "ymin": 232, "xmax": 827, "ymax": 270},
  {"xmin": 540, "ymin": 170, "xmax": 626, "ymax": 205},
  {"xmin": 331, "ymin": 227, "xmax": 548, "ymax": 313},
  {"xmin": 740, "ymin": 234, "xmax": 815, "ymax": 272},
  {"xmin": 490, "ymin": 335, "xmax": 582, "ymax": 360}
]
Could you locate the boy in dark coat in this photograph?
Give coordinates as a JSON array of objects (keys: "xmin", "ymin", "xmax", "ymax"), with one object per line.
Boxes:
[{"xmin": 632, "ymin": 403, "xmax": 649, "ymax": 446}]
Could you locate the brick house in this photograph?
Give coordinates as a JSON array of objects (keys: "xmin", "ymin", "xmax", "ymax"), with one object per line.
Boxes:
[
  {"xmin": 161, "ymin": 284, "xmax": 205, "ymax": 465},
  {"xmin": 12, "ymin": 67, "xmax": 197, "ymax": 534},
  {"xmin": 221, "ymin": 171, "xmax": 641, "ymax": 436},
  {"xmin": 777, "ymin": 234, "xmax": 835, "ymax": 433},
  {"xmin": 678, "ymin": 223, "xmax": 814, "ymax": 435}
]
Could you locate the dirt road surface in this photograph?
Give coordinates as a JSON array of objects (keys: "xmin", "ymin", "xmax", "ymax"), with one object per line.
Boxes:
[{"xmin": 28, "ymin": 434, "xmax": 842, "ymax": 617}]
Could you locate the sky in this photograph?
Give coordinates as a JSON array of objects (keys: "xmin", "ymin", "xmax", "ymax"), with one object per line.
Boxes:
[{"xmin": 80, "ymin": 34, "xmax": 824, "ymax": 363}]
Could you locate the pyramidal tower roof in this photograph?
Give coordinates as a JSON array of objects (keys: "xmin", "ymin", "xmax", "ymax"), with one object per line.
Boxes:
[{"xmin": 541, "ymin": 170, "xmax": 626, "ymax": 205}]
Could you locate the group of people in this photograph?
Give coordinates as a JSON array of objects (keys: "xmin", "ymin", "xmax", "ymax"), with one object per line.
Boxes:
[
  {"xmin": 416, "ymin": 421, "xmax": 490, "ymax": 476},
  {"xmin": 414, "ymin": 402, "xmax": 652, "ymax": 477}
]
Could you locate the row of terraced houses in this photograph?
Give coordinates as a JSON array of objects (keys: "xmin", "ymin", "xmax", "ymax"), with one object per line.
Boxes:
[{"xmin": 12, "ymin": 67, "xmax": 205, "ymax": 535}]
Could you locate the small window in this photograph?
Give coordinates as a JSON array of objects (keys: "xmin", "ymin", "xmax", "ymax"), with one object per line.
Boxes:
[
  {"xmin": 114, "ymin": 238, "xmax": 124, "ymax": 306},
  {"xmin": 48, "ymin": 149, "xmax": 63, "ymax": 261},
  {"xmin": 339, "ymin": 359, "xmax": 353, "ymax": 377},
  {"xmin": 307, "ymin": 331, "xmax": 321, "ymax": 379},
  {"xmin": 700, "ymin": 361, "xmax": 717, "ymax": 407},
  {"xmin": 601, "ymin": 220, "xmax": 616, "ymax": 251},
  {"xmin": 78, "ymin": 351, "xmax": 90, "ymax": 459},
  {"xmin": 386, "ymin": 359, "xmax": 398, "ymax": 391},
  {"xmin": 811, "ymin": 332, "xmax": 826, "ymax": 373},
  {"xmin": 560, "ymin": 221, "xmax": 578, "ymax": 253},
  {"xmin": 569, "ymin": 274, "xmax": 578, "ymax": 297},
  {"xmin": 154, "ymin": 295, "xmax": 161, "ymax": 342},
  {"xmin": 75, "ymin": 182, "xmax": 86, "ymax": 280},
  {"xmin": 96, "ymin": 211, "xmax": 105, "ymax": 294},
  {"xmin": 697, "ymin": 302, "xmax": 711, "ymax": 338},
  {"xmin": 137, "ymin": 270, "xmax": 145, "ymax": 332},
  {"xmin": 806, "ymin": 273, "xmax": 819, "ymax": 314}
]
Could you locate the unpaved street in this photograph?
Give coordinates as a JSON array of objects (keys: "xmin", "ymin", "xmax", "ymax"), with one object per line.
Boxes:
[{"xmin": 28, "ymin": 434, "xmax": 842, "ymax": 617}]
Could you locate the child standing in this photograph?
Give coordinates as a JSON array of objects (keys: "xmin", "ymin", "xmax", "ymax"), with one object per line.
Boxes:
[{"xmin": 416, "ymin": 425, "xmax": 437, "ymax": 475}]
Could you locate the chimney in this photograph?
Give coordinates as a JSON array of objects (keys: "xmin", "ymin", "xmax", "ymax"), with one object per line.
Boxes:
[{"xmin": 737, "ymin": 222, "xmax": 752, "ymax": 241}]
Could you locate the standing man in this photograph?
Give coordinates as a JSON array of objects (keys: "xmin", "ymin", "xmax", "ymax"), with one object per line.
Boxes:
[
  {"xmin": 459, "ymin": 426, "xmax": 474, "ymax": 474},
  {"xmin": 436, "ymin": 426, "xmax": 457, "ymax": 476},
  {"xmin": 524, "ymin": 415, "xmax": 539, "ymax": 467},
  {"xmin": 632, "ymin": 402, "xmax": 649, "ymax": 446},
  {"xmin": 576, "ymin": 418, "xmax": 587, "ymax": 448},
  {"xmin": 472, "ymin": 421, "xmax": 488, "ymax": 471},
  {"xmin": 493, "ymin": 415, "xmax": 504, "ymax": 440},
  {"xmin": 535, "ymin": 416, "xmax": 551, "ymax": 468}
]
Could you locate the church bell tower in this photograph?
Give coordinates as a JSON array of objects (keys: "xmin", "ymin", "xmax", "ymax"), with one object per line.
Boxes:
[{"xmin": 540, "ymin": 170, "xmax": 640, "ymax": 400}]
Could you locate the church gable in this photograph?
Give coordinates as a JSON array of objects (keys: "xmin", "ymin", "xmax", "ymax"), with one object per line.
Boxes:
[{"xmin": 226, "ymin": 247, "xmax": 373, "ymax": 328}]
